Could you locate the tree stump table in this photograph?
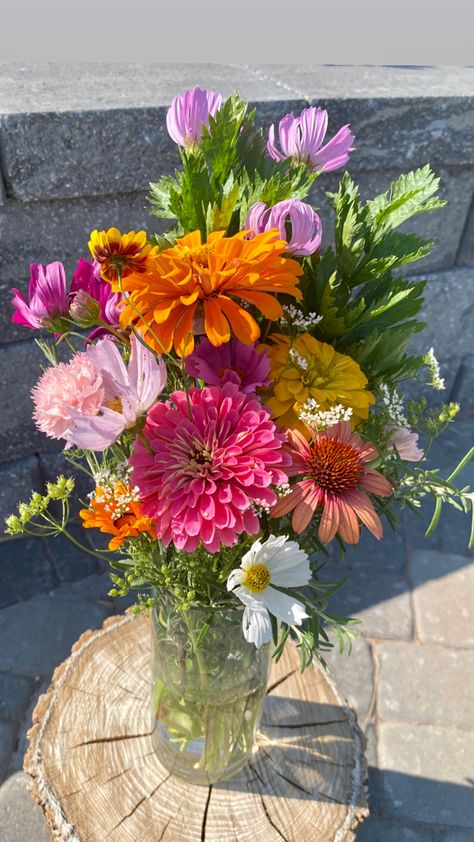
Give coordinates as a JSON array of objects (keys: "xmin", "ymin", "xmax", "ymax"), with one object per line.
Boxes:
[{"xmin": 25, "ymin": 613, "xmax": 369, "ymax": 841}]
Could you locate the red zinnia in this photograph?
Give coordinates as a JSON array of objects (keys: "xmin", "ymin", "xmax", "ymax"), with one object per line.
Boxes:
[{"xmin": 272, "ymin": 421, "xmax": 392, "ymax": 543}]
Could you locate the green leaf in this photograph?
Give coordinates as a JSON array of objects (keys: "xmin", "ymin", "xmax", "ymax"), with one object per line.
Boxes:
[{"xmin": 366, "ymin": 165, "xmax": 446, "ymax": 237}]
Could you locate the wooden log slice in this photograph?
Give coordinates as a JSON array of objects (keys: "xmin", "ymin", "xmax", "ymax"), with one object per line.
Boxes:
[{"xmin": 25, "ymin": 613, "xmax": 369, "ymax": 842}]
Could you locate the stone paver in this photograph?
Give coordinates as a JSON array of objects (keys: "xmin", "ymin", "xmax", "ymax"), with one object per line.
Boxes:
[
  {"xmin": 0, "ymin": 456, "xmax": 42, "ymax": 527},
  {"xmin": 323, "ymin": 637, "xmax": 374, "ymax": 722},
  {"xmin": 0, "ymin": 723, "xmax": 16, "ymax": 780},
  {"xmin": 322, "ymin": 566, "xmax": 413, "ymax": 640},
  {"xmin": 377, "ymin": 642, "xmax": 474, "ymax": 728},
  {"xmin": 46, "ymin": 529, "xmax": 100, "ymax": 584},
  {"xmin": 8, "ymin": 680, "xmax": 50, "ymax": 776},
  {"xmin": 0, "ymin": 772, "xmax": 50, "ymax": 842},
  {"xmin": 437, "ymin": 830, "xmax": 474, "ymax": 841},
  {"xmin": 0, "ymin": 591, "xmax": 112, "ymax": 675},
  {"xmin": 378, "ymin": 723, "xmax": 474, "ymax": 828},
  {"xmin": 0, "ymin": 673, "xmax": 35, "ymax": 722},
  {"xmin": 0, "ymin": 537, "xmax": 58, "ymax": 609},
  {"xmin": 410, "ymin": 551, "xmax": 474, "ymax": 647},
  {"xmin": 356, "ymin": 817, "xmax": 434, "ymax": 840}
]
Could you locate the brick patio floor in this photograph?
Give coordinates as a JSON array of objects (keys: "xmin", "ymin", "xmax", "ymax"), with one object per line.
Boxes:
[{"xmin": 0, "ymin": 421, "xmax": 472, "ymax": 840}]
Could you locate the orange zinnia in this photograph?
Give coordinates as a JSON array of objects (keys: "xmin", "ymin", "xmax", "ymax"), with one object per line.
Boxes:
[
  {"xmin": 79, "ymin": 483, "xmax": 156, "ymax": 550},
  {"xmin": 113, "ymin": 229, "xmax": 303, "ymax": 356},
  {"xmin": 88, "ymin": 228, "xmax": 158, "ymax": 283}
]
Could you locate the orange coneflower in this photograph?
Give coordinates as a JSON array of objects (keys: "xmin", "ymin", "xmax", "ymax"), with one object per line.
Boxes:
[
  {"xmin": 113, "ymin": 229, "xmax": 303, "ymax": 357},
  {"xmin": 272, "ymin": 421, "xmax": 392, "ymax": 544},
  {"xmin": 79, "ymin": 482, "xmax": 156, "ymax": 550},
  {"xmin": 88, "ymin": 228, "xmax": 157, "ymax": 284}
]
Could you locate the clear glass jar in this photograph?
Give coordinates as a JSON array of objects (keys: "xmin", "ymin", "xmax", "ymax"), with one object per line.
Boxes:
[{"xmin": 150, "ymin": 590, "xmax": 271, "ymax": 785}]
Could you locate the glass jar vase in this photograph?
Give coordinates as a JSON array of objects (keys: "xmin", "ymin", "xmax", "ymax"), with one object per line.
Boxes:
[{"xmin": 150, "ymin": 590, "xmax": 271, "ymax": 785}]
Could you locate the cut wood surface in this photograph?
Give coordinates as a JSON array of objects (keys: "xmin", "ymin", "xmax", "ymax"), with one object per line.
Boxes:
[{"xmin": 25, "ymin": 613, "xmax": 369, "ymax": 842}]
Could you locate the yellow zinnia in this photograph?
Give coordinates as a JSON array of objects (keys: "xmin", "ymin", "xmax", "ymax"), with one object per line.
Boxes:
[
  {"xmin": 263, "ymin": 333, "xmax": 374, "ymax": 434},
  {"xmin": 88, "ymin": 228, "xmax": 158, "ymax": 283}
]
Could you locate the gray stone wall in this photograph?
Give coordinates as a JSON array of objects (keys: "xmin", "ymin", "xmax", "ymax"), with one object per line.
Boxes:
[{"xmin": 0, "ymin": 63, "xmax": 473, "ymax": 520}]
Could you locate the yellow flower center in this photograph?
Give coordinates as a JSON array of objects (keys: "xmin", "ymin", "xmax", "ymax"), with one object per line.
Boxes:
[
  {"xmin": 244, "ymin": 563, "xmax": 271, "ymax": 593},
  {"xmin": 107, "ymin": 396, "xmax": 123, "ymax": 413}
]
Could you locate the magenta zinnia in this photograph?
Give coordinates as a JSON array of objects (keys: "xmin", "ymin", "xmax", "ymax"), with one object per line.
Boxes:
[
  {"xmin": 272, "ymin": 421, "xmax": 392, "ymax": 543},
  {"xmin": 130, "ymin": 383, "xmax": 290, "ymax": 553}
]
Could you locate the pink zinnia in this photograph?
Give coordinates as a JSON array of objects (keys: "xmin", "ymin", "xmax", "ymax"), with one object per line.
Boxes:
[
  {"xmin": 245, "ymin": 199, "xmax": 322, "ymax": 257},
  {"xmin": 272, "ymin": 421, "xmax": 392, "ymax": 544},
  {"xmin": 267, "ymin": 107, "xmax": 355, "ymax": 173},
  {"xmin": 184, "ymin": 338, "xmax": 271, "ymax": 394},
  {"xmin": 11, "ymin": 262, "xmax": 69, "ymax": 331},
  {"xmin": 130, "ymin": 383, "xmax": 290, "ymax": 553},
  {"xmin": 166, "ymin": 87, "xmax": 223, "ymax": 150}
]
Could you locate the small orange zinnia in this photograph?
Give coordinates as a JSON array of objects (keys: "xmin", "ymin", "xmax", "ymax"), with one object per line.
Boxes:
[
  {"xmin": 113, "ymin": 229, "xmax": 303, "ymax": 357},
  {"xmin": 272, "ymin": 421, "xmax": 392, "ymax": 544},
  {"xmin": 79, "ymin": 482, "xmax": 156, "ymax": 550},
  {"xmin": 88, "ymin": 228, "xmax": 157, "ymax": 284}
]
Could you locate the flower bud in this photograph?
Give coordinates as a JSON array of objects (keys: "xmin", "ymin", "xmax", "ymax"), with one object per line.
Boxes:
[{"xmin": 69, "ymin": 290, "xmax": 102, "ymax": 328}]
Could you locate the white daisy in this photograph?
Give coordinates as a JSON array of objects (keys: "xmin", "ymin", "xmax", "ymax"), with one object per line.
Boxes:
[{"xmin": 227, "ymin": 534, "xmax": 311, "ymax": 648}]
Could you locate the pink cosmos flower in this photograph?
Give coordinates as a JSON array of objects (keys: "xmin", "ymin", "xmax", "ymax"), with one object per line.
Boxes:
[
  {"xmin": 245, "ymin": 199, "xmax": 322, "ymax": 256},
  {"xmin": 69, "ymin": 258, "xmax": 122, "ymax": 339},
  {"xmin": 32, "ymin": 335, "xmax": 166, "ymax": 451},
  {"xmin": 166, "ymin": 87, "xmax": 223, "ymax": 150},
  {"xmin": 267, "ymin": 107, "xmax": 355, "ymax": 173},
  {"xmin": 130, "ymin": 383, "xmax": 290, "ymax": 553},
  {"xmin": 184, "ymin": 338, "xmax": 271, "ymax": 394},
  {"xmin": 272, "ymin": 421, "xmax": 392, "ymax": 544},
  {"xmin": 388, "ymin": 425, "xmax": 424, "ymax": 462},
  {"xmin": 11, "ymin": 262, "xmax": 69, "ymax": 330}
]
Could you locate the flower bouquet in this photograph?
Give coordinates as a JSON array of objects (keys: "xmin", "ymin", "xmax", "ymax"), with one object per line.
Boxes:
[{"xmin": 6, "ymin": 87, "xmax": 473, "ymax": 785}]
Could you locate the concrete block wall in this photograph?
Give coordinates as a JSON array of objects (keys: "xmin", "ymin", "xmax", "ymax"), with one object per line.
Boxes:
[{"xmin": 0, "ymin": 63, "xmax": 473, "ymax": 522}]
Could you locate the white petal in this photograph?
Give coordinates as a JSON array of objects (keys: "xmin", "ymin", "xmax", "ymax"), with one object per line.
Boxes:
[
  {"xmin": 241, "ymin": 541, "xmax": 261, "ymax": 570},
  {"xmin": 232, "ymin": 585, "xmax": 265, "ymax": 608},
  {"xmin": 261, "ymin": 586, "xmax": 308, "ymax": 627},
  {"xmin": 270, "ymin": 558, "xmax": 311, "ymax": 587},
  {"xmin": 227, "ymin": 568, "xmax": 245, "ymax": 591},
  {"xmin": 128, "ymin": 334, "xmax": 167, "ymax": 412},
  {"xmin": 242, "ymin": 605, "xmax": 273, "ymax": 648}
]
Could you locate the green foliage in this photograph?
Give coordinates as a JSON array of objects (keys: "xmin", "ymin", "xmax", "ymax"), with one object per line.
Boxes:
[{"xmin": 301, "ymin": 166, "xmax": 446, "ymax": 386}]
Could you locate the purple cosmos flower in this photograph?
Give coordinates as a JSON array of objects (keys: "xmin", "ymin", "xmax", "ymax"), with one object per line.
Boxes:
[
  {"xmin": 246, "ymin": 199, "xmax": 322, "ymax": 257},
  {"xmin": 166, "ymin": 87, "xmax": 223, "ymax": 150},
  {"xmin": 70, "ymin": 258, "xmax": 121, "ymax": 339},
  {"xmin": 11, "ymin": 262, "xmax": 69, "ymax": 330},
  {"xmin": 267, "ymin": 106, "xmax": 355, "ymax": 173},
  {"xmin": 185, "ymin": 338, "xmax": 271, "ymax": 395}
]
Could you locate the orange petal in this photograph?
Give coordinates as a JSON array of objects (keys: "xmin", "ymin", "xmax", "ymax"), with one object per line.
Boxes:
[
  {"xmin": 236, "ymin": 291, "xmax": 283, "ymax": 320},
  {"xmin": 174, "ymin": 304, "xmax": 197, "ymax": 357},
  {"xmin": 344, "ymin": 489, "xmax": 383, "ymax": 540},
  {"xmin": 204, "ymin": 299, "xmax": 231, "ymax": 346},
  {"xmin": 217, "ymin": 297, "xmax": 260, "ymax": 344},
  {"xmin": 337, "ymin": 500, "xmax": 360, "ymax": 544}
]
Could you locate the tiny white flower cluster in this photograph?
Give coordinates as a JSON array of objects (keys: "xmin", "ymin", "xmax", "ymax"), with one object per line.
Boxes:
[
  {"xmin": 92, "ymin": 463, "xmax": 132, "ymax": 491},
  {"xmin": 288, "ymin": 347, "xmax": 309, "ymax": 370},
  {"xmin": 424, "ymin": 347, "xmax": 445, "ymax": 390},
  {"xmin": 276, "ymin": 481, "xmax": 292, "ymax": 498},
  {"xmin": 379, "ymin": 383, "xmax": 408, "ymax": 426},
  {"xmin": 249, "ymin": 499, "xmax": 272, "ymax": 516},
  {"xmin": 298, "ymin": 398, "xmax": 353, "ymax": 429},
  {"xmin": 280, "ymin": 304, "xmax": 322, "ymax": 330}
]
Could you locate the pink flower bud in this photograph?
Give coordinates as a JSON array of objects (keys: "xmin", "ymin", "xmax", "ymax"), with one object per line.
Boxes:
[
  {"xmin": 267, "ymin": 106, "xmax": 355, "ymax": 173},
  {"xmin": 246, "ymin": 199, "xmax": 322, "ymax": 256},
  {"xmin": 166, "ymin": 87, "xmax": 223, "ymax": 150}
]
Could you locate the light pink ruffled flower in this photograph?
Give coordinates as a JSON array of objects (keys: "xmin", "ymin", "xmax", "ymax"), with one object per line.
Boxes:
[
  {"xmin": 245, "ymin": 199, "xmax": 322, "ymax": 256},
  {"xmin": 267, "ymin": 107, "xmax": 355, "ymax": 173},
  {"xmin": 130, "ymin": 383, "xmax": 290, "ymax": 553},
  {"xmin": 184, "ymin": 338, "xmax": 271, "ymax": 394},
  {"xmin": 32, "ymin": 354, "xmax": 105, "ymax": 440},
  {"xmin": 388, "ymin": 425, "xmax": 424, "ymax": 462},
  {"xmin": 166, "ymin": 87, "xmax": 223, "ymax": 150},
  {"xmin": 32, "ymin": 336, "xmax": 166, "ymax": 450}
]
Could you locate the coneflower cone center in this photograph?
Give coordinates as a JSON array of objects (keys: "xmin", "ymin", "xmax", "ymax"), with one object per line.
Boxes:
[
  {"xmin": 308, "ymin": 438, "xmax": 363, "ymax": 494},
  {"xmin": 244, "ymin": 564, "xmax": 271, "ymax": 593}
]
